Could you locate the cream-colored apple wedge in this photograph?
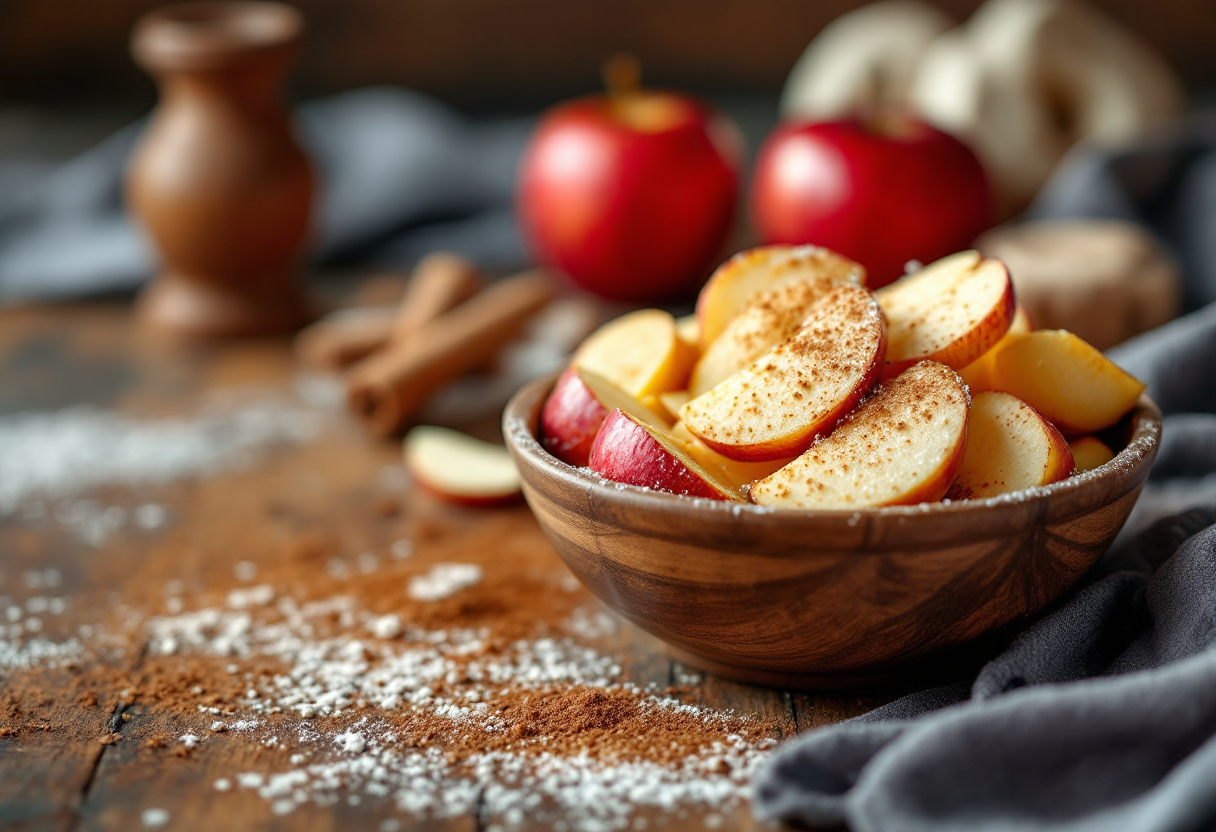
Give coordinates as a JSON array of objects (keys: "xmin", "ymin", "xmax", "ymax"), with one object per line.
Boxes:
[
  {"xmin": 1069, "ymin": 436, "xmax": 1116, "ymax": 473},
  {"xmin": 656, "ymin": 390, "xmax": 691, "ymax": 422},
  {"xmin": 986, "ymin": 330, "xmax": 1145, "ymax": 435},
  {"xmin": 589, "ymin": 409, "xmax": 740, "ymax": 501},
  {"xmin": 751, "ymin": 361, "xmax": 969, "ymax": 509},
  {"xmin": 540, "ymin": 367, "xmax": 671, "ymax": 467},
  {"xmin": 404, "ymin": 426, "xmax": 521, "ymax": 506},
  {"xmin": 958, "ymin": 303, "xmax": 1033, "ymax": 391},
  {"xmin": 682, "ymin": 437, "xmax": 794, "ymax": 497},
  {"xmin": 876, "ymin": 250, "xmax": 1016, "ymax": 378},
  {"xmin": 696, "ymin": 245, "xmax": 865, "ymax": 348},
  {"xmin": 946, "ymin": 392, "xmax": 1074, "ymax": 500},
  {"xmin": 681, "ymin": 284, "xmax": 886, "ymax": 462},
  {"xmin": 689, "ymin": 273, "xmax": 861, "ymax": 397},
  {"xmin": 573, "ymin": 308, "xmax": 696, "ymax": 398}
]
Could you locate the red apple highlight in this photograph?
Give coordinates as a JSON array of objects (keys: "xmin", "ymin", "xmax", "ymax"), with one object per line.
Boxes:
[
  {"xmin": 750, "ymin": 116, "xmax": 992, "ymax": 288},
  {"xmin": 518, "ymin": 62, "xmax": 741, "ymax": 302}
]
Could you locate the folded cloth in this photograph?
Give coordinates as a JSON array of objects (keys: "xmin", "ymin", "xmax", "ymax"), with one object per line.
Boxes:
[
  {"xmin": 753, "ymin": 301, "xmax": 1216, "ymax": 832},
  {"xmin": 1029, "ymin": 113, "xmax": 1216, "ymax": 312},
  {"xmin": 0, "ymin": 88, "xmax": 532, "ymax": 302}
]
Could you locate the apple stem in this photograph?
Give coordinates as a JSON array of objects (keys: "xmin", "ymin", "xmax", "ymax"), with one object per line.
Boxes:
[{"xmin": 603, "ymin": 53, "xmax": 641, "ymax": 106}]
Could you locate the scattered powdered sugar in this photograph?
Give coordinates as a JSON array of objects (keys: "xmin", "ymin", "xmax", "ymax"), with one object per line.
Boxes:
[
  {"xmin": 134, "ymin": 587, "xmax": 776, "ymax": 830},
  {"xmin": 407, "ymin": 563, "xmax": 483, "ymax": 602},
  {"xmin": 0, "ymin": 394, "xmax": 321, "ymax": 517},
  {"xmin": 141, "ymin": 808, "xmax": 170, "ymax": 828}
]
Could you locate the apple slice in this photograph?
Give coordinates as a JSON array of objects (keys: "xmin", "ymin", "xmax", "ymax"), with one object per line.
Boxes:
[
  {"xmin": 751, "ymin": 361, "xmax": 969, "ymax": 509},
  {"xmin": 681, "ymin": 284, "xmax": 886, "ymax": 461},
  {"xmin": 657, "ymin": 390, "xmax": 692, "ymax": 422},
  {"xmin": 682, "ymin": 437, "xmax": 794, "ymax": 496},
  {"xmin": 573, "ymin": 308, "xmax": 696, "ymax": 398},
  {"xmin": 946, "ymin": 392, "xmax": 1074, "ymax": 500},
  {"xmin": 1070, "ymin": 436, "xmax": 1116, "ymax": 473},
  {"xmin": 696, "ymin": 245, "xmax": 866, "ymax": 348},
  {"xmin": 404, "ymin": 426, "xmax": 521, "ymax": 506},
  {"xmin": 689, "ymin": 273, "xmax": 859, "ymax": 397},
  {"xmin": 675, "ymin": 315, "xmax": 701, "ymax": 351},
  {"xmin": 875, "ymin": 250, "xmax": 1016, "ymax": 378},
  {"xmin": 540, "ymin": 367, "xmax": 670, "ymax": 467},
  {"xmin": 957, "ymin": 303, "xmax": 1033, "ymax": 392},
  {"xmin": 986, "ymin": 330, "xmax": 1145, "ymax": 435},
  {"xmin": 670, "ymin": 420, "xmax": 695, "ymax": 443},
  {"xmin": 589, "ymin": 409, "xmax": 739, "ymax": 501}
]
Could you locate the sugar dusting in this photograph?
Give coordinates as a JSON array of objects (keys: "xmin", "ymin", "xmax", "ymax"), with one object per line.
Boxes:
[{"xmin": 0, "ymin": 393, "xmax": 320, "ymax": 518}]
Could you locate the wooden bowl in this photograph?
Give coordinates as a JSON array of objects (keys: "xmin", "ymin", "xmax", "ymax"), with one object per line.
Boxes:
[{"xmin": 503, "ymin": 376, "xmax": 1161, "ymax": 688}]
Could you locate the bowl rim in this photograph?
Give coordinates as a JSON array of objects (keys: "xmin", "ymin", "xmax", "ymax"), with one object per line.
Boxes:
[{"xmin": 503, "ymin": 372, "xmax": 1162, "ymax": 545}]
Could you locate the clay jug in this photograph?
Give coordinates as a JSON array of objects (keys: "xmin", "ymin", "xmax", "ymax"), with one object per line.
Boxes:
[{"xmin": 128, "ymin": 1, "xmax": 313, "ymax": 336}]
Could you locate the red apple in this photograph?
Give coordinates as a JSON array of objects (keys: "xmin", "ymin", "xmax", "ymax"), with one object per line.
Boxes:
[
  {"xmin": 750, "ymin": 115, "xmax": 992, "ymax": 288},
  {"xmin": 518, "ymin": 60, "xmax": 741, "ymax": 302}
]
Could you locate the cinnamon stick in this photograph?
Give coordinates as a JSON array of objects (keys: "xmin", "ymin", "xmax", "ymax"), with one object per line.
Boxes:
[
  {"xmin": 295, "ymin": 307, "xmax": 397, "ymax": 372},
  {"xmin": 294, "ymin": 253, "xmax": 484, "ymax": 372},
  {"xmin": 345, "ymin": 270, "xmax": 558, "ymax": 436}
]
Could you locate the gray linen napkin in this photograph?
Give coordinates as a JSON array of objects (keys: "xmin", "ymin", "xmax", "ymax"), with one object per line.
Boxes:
[
  {"xmin": 752, "ymin": 303, "xmax": 1216, "ymax": 832},
  {"xmin": 0, "ymin": 87, "xmax": 532, "ymax": 301}
]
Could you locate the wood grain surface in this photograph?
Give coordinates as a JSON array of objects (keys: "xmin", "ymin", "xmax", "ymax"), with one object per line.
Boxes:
[{"xmin": 0, "ymin": 300, "xmax": 879, "ymax": 831}]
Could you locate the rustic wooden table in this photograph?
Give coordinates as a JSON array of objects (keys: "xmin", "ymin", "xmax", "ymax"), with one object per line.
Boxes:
[{"xmin": 0, "ymin": 299, "xmax": 881, "ymax": 831}]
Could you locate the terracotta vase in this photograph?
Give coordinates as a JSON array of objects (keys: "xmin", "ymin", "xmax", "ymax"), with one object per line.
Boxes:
[{"xmin": 127, "ymin": 2, "xmax": 313, "ymax": 336}]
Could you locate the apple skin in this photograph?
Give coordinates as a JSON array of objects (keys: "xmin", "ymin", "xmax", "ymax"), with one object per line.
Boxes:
[
  {"xmin": 750, "ymin": 117, "xmax": 992, "ymax": 288},
  {"xmin": 518, "ymin": 94, "xmax": 741, "ymax": 303},
  {"xmin": 590, "ymin": 409, "xmax": 734, "ymax": 500},
  {"xmin": 540, "ymin": 367, "xmax": 608, "ymax": 467}
]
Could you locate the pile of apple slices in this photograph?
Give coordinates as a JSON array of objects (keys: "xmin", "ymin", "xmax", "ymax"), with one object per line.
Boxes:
[{"xmin": 540, "ymin": 245, "xmax": 1146, "ymax": 509}]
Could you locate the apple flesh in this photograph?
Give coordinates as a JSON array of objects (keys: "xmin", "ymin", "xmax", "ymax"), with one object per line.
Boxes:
[
  {"xmin": 681, "ymin": 284, "xmax": 886, "ymax": 461},
  {"xmin": 750, "ymin": 116, "xmax": 992, "ymax": 288},
  {"xmin": 751, "ymin": 361, "xmax": 970, "ymax": 509},
  {"xmin": 986, "ymin": 330, "xmax": 1145, "ymax": 435},
  {"xmin": 682, "ymin": 437, "xmax": 794, "ymax": 496},
  {"xmin": 875, "ymin": 250, "xmax": 1016, "ymax": 378},
  {"xmin": 573, "ymin": 308, "xmax": 696, "ymax": 399},
  {"xmin": 1070, "ymin": 436, "xmax": 1116, "ymax": 473},
  {"xmin": 690, "ymin": 271, "xmax": 860, "ymax": 397},
  {"xmin": 518, "ymin": 90, "xmax": 740, "ymax": 303},
  {"xmin": 540, "ymin": 367, "xmax": 670, "ymax": 467},
  {"xmin": 946, "ymin": 391, "xmax": 1074, "ymax": 500},
  {"xmin": 958, "ymin": 303, "xmax": 1033, "ymax": 391},
  {"xmin": 695, "ymin": 244, "xmax": 865, "ymax": 348},
  {"xmin": 589, "ymin": 409, "xmax": 738, "ymax": 500},
  {"xmin": 404, "ymin": 426, "xmax": 521, "ymax": 506}
]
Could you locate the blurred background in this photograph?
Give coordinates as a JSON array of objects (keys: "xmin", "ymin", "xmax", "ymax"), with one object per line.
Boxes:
[
  {"xmin": 3, "ymin": 0, "xmax": 1215, "ymax": 344},
  {"xmin": 3, "ymin": 0, "xmax": 1215, "ymax": 152}
]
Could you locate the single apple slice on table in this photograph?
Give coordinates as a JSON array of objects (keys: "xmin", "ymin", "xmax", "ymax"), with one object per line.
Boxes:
[
  {"xmin": 958, "ymin": 303, "xmax": 1033, "ymax": 391},
  {"xmin": 751, "ymin": 361, "xmax": 969, "ymax": 509},
  {"xmin": 696, "ymin": 245, "xmax": 865, "ymax": 348},
  {"xmin": 876, "ymin": 250, "xmax": 1015, "ymax": 378},
  {"xmin": 573, "ymin": 308, "xmax": 696, "ymax": 398},
  {"xmin": 1070, "ymin": 436, "xmax": 1116, "ymax": 473},
  {"xmin": 540, "ymin": 367, "xmax": 671, "ymax": 467},
  {"xmin": 681, "ymin": 284, "xmax": 886, "ymax": 462},
  {"xmin": 404, "ymin": 426, "xmax": 521, "ymax": 506},
  {"xmin": 986, "ymin": 330, "xmax": 1145, "ymax": 435},
  {"xmin": 690, "ymin": 272, "xmax": 865, "ymax": 396},
  {"xmin": 946, "ymin": 391, "xmax": 1074, "ymax": 500},
  {"xmin": 589, "ymin": 409, "xmax": 739, "ymax": 500}
]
